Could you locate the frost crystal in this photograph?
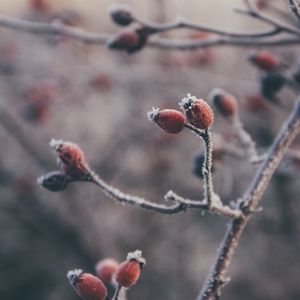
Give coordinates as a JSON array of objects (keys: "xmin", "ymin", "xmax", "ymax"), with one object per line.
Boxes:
[
  {"xmin": 36, "ymin": 175, "xmax": 45, "ymax": 185},
  {"xmin": 127, "ymin": 250, "xmax": 146, "ymax": 266},
  {"xmin": 67, "ymin": 269, "xmax": 83, "ymax": 286},
  {"xmin": 147, "ymin": 107, "xmax": 160, "ymax": 121},
  {"xmin": 49, "ymin": 138, "xmax": 63, "ymax": 150},
  {"xmin": 179, "ymin": 93, "xmax": 196, "ymax": 111}
]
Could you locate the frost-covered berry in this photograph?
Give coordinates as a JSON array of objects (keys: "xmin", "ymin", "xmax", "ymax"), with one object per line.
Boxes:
[
  {"xmin": 209, "ymin": 88, "xmax": 238, "ymax": 118},
  {"xmin": 106, "ymin": 24, "xmax": 148, "ymax": 54},
  {"xmin": 147, "ymin": 108, "xmax": 185, "ymax": 134},
  {"xmin": 37, "ymin": 170, "xmax": 69, "ymax": 192},
  {"xmin": 248, "ymin": 51, "xmax": 279, "ymax": 72},
  {"xmin": 108, "ymin": 4, "xmax": 134, "ymax": 26},
  {"xmin": 67, "ymin": 269, "xmax": 107, "ymax": 300},
  {"xmin": 180, "ymin": 93, "xmax": 214, "ymax": 129},
  {"xmin": 115, "ymin": 250, "xmax": 145, "ymax": 288},
  {"xmin": 95, "ymin": 258, "xmax": 119, "ymax": 285},
  {"xmin": 49, "ymin": 139, "xmax": 88, "ymax": 179}
]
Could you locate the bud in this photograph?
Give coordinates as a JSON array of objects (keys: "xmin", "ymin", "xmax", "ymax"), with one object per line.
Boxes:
[
  {"xmin": 115, "ymin": 250, "xmax": 145, "ymax": 288},
  {"xmin": 245, "ymin": 94, "xmax": 267, "ymax": 112},
  {"xmin": 108, "ymin": 4, "xmax": 134, "ymax": 26},
  {"xmin": 37, "ymin": 171, "xmax": 69, "ymax": 192},
  {"xmin": 255, "ymin": 0, "xmax": 269, "ymax": 10},
  {"xmin": 106, "ymin": 24, "xmax": 148, "ymax": 54},
  {"xmin": 260, "ymin": 72, "xmax": 286, "ymax": 102},
  {"xmin": 147, "ymin": 108, "xmax": 185, "ymax": 134},
  {"xmin": 67, "ymin": 270, "xmax": 107, "ymax": 300},
  {"xmin": 29, "ymin": 0, "xmax": 48, "ymax": 11},
  {"xmin": 209, "ymin": 88, "xmax": 238, "ymax": 118},
  {"xmin": 248, "ymin": 51, "xmax": 280, "ymax": 72},
  {"xmin": 179, "ymin": 93, "xmax": 214, "ymax": 130},
  {"xmin": 95, "ymin": 258, "xmax": 119, "ymax": 285},
  {"xmin": 49, "ymin": 139, "xmax": 88, "ymax": 179}
]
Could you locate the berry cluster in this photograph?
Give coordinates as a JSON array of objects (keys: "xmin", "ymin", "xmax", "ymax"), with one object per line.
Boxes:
[
  {"xmin": 147, "ymin": 93, "xmax": 214, "ymax": 134},
  {"xmin": 67, "ymin": 250, "xmax": 145, "ymax": 300}
]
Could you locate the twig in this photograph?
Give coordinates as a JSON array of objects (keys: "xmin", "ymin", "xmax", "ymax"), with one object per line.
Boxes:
[
  {"xmin": 289, "ymin": 0, "xmax": 300, "ymax": 21},
  {"xmin": 0, "ymin": 14, "xmax": 300, "ymax": 51},
  {"xmin": 235, "ymin": 0, "xmax": 300, "ymax": 36},
  {"xmin": 184, "ymin": 124, "xmax": 219, "ymax": 208},
  {"xmin": 112, "ymin": 285, "xmax": 122, "ymax": 300},
  {"xmin": 135, "ymin": 15, "xmax": 282, "ymax": 38},
  {"xmin": 197, "ymin": 94, "xmax": 300, "ymax": 300},
  {"xmin": 232, "ymin": 116, "xmax": 258, "ymax": 162},
  {"xmin": 165, "ymin": 191, "xmax": 242, "ymax": 219},
  {"xmin": 201, "ymin": 129, "xmax": 216, "ymax": 208},
  {"xmin": 84, "ymin": 167, "xmax": 184, "ymax": 215}
]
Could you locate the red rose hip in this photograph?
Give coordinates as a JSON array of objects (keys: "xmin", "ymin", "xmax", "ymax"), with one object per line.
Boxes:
[
  {"xmin": 147, "ymin": 108, "xmax": 185, "ymax": 134},
  {"xmin": 115, "ymin": 250, "xmax": 146, "ymax": 288},
  {"xmin": 67, "ymin": 269, "xmax": 107, "ymax": 300},
  {"xmin": 248, "ymin": 50, "xmax": 279, "ymax": 72},
  {"xmin": 95, "ymin": 258, "xmax": 119, "ymax": 284},
  {"xmin": 49, "ymin": 139, "xmax": 88, "ymax": 178},
  {"xmin": 180, "ymin": 93, "xmax": 214, "ymax": 129},
  {"xmin": 209, "ymin": 88, "xmax": 238, "ymax": 118}
]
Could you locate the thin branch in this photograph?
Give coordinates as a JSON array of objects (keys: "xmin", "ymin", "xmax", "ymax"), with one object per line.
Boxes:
[
  {"xmin": 135, "ymin": 16, "xmax": 282, "ymax": 38},
  {"xmin": 202, "ymin": 129, "xmax": 216, "ymax": 208},
  {"xmin": 289, "ymin": 0, "xmax": 300, "ymax": 21},
  {"xmin": 184, "ymin": 123, "xmax": 205, "ymax": 138},
  {"xmin": 0, "ymin": 15, "xmax": 108, "ymax": 43},
  {"xmin": 165, "ymin": 191, "xmax": 242, "ymax": 219},
  {"xmin": 197, "ymin": 94, "xmax": 300, "ymax": 300},
  {"xmin": 232, "ymin": 116, "xmax": 258, "ymax": 162},
  {"xmin": 0, "ymin": 14, "xmax": 300, "ymax": 51},
  {"xmin": 112, "ymin": 285, "xmax": 122, "ymax": 300},
  {"xmin": 83, "ymin": 167, "xmax": 184, "ymax": 215},
  {"xmin": 235, "ymin": 0, "xmax": 300, "ymax": 36}
]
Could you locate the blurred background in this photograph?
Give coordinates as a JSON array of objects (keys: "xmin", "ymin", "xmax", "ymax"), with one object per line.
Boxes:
[{"xmin": 0, "ymin": 0, "xmax": 300, "ymax": 299}]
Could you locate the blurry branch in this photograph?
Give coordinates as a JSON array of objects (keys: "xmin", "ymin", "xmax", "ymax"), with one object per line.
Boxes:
[
  {"xmin": 2, "ymin": 1, "xmax": 300, "ymax": 51},
  {"xmin": 236, "ymin": 0, "xmax": 300, "ymax": 36},
  {"xmin": 232, "ymin": 116, "xmax": 258, "ymax": 162},
  {"xmin": 198, "ymin": 94, "xmax": 300, "ymax": 300},
  {"xmin": 0, "ymin": 15, "xmax": 109, "ymax": 43},
  {"xmin": 135, "ymin": 15, "xmax": 282, "ymax": 38},
  {"xmin": 0, "ymin": 103, "xmax": 52, "ymax": 170},
  {"xmin": 289, "ymin": 0, "xmax": 300, "ymax": 21}
]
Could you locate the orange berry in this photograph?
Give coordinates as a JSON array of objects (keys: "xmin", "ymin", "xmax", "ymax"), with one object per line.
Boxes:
[
  {"xmin": 115, "ymin": 250, "xmax": 145, "ymax": 288},
  {"xmin": 209, "ymin": 88, "xmax": 238, "ymax": 118},
  {"xmin": 180, "ymin": 94, "xmax": 214, "ymax": 129},
  {"xmin": 248, "ymin": 51, "xmax": 279, "ymax": 72},
  {"xmin": 95, "ymin": 258, "xmax": 119, "ymax": 284},
  {"xmin": 147, "ymin": 108, "xmax": 185, "ymax": 134},
  {"xmin": 67, "ymin": 270, "xmax": 107, "ymax": 300}
]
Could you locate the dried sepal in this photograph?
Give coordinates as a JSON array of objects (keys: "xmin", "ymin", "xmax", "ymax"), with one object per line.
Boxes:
[{"xmin": 37, "ymin": 170, "xmax": 69, "ymax": 192}]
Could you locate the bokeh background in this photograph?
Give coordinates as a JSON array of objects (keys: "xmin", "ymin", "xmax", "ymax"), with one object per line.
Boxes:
[{"xmin": 0, "ymin": 0, "xmax": 300, "ymax": 299}]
